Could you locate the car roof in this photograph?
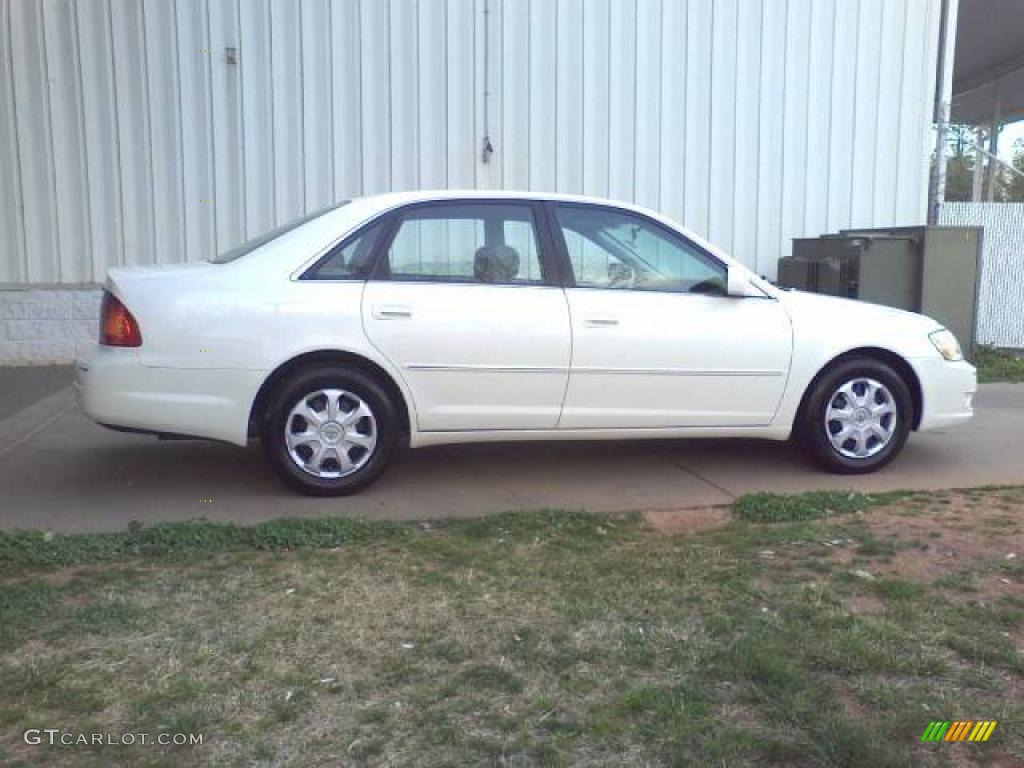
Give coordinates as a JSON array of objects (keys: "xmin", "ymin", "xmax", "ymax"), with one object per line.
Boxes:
[
  {"xmin": 344, "ymin": 189, "xmax": 725, "ymax": 261},
  {"xmin": 350, "ymin": 189, "xmax": 655, "ymax": 215}
]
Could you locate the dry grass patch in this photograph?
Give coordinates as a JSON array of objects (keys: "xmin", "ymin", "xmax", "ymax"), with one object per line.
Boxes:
[
  {"xmin": 642, "ymin": 506, "xmax": 731, "ymax": 536},
  {"xmin": 0, "ymin": 495, "xmax": 1020, "ymax": 767}
]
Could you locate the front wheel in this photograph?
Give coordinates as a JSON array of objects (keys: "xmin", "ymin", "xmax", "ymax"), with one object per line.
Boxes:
[
  {"xmin": 798, "ymin": 358, "xmax": 913, "ymax": 474},
  {"xmin": 262, "ymin": 366, "xmax": 399, "ymax": 495}
]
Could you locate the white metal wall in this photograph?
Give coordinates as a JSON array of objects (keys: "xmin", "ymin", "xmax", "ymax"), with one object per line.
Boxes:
[{"xmin": 0, "ymin": 0, "xmax": 946, "ymax": 285}]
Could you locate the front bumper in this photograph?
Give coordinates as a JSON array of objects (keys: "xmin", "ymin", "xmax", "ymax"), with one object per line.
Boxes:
[
  {"xmin": 914, "ymin": 357, "xmax": 976, "ymax": 431},
  {"xmin": 75, "ymin": 344, "xmax": 264, "ymax": 446}
]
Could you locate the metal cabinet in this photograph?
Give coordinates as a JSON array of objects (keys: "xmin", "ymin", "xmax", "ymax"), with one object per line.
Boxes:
[{"xmin": 777, "ymin": 226, "xmax": 983, "ymax": 357}]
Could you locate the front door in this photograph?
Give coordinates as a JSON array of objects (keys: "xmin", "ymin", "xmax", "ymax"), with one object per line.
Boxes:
[
  {"xmin": 362, "ymin": 201, "xmax": 571, "ymax": 432},
  {"xmin": 550, "ymin": 203, "xmax": 793, "ymax": 429}
]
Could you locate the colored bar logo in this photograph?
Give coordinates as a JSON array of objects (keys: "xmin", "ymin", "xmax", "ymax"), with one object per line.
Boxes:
[{"xmin": 921, "ymin": 721, "xmax": 997, "ymax": 742}]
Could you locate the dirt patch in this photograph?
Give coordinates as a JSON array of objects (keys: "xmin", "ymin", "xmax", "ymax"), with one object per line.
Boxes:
[
  {"xmin": 968, "ymin": 573, "xmax": 1022, "ymax": 604},
  {"xmin": 861, "ymin": 493, "xmax": 1022, "ymax": 587},
  {"xmin": 848, "ymin": 593, "xmax": 884, "ymax": 615},
  {"xmin": 643, "ymin": 507, "xmax": 731, "ymax": 536},
  {"xmin": 43, "ymin": 566, "xmax": 82, "ymax": 587},
  {"xmin": 831, "ymin": 679, "xmax": 868, "ymax": 719}
]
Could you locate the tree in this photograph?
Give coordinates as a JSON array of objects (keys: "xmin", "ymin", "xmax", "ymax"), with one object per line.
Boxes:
[
  {"xmin": 1002, "ymin": 138, "xmax": 1024, "ymax": 202},
  {"xmin": 943, "ymin": 125, "xmax": 978, "ymax": 202},
  {"xmin": 940, "ymin": 126, "xmax": 1024, "ymax": 202}
]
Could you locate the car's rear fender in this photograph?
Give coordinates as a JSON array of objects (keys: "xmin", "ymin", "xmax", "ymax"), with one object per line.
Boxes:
[{"xmin": 247, "ymin": 348, "xmax": 414, "ymax": 440}]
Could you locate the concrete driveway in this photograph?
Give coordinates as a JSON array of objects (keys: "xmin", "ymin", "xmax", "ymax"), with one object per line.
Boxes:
[{"xmin": 1, "ymin": 380, "xmax": 1022, "ymax": 533}]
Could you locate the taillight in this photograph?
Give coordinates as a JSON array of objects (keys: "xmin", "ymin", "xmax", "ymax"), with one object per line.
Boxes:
[{"xmin": 100, "ymin": 291, "xmax": 142, "ymax": 347}]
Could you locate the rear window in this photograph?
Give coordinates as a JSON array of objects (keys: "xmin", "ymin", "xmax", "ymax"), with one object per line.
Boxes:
[{"xmin": 208, "ymin": 202, "xmax": 349, "ymax": 264}]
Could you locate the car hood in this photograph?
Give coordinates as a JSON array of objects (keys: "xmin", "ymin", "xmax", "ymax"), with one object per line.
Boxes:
[
  {"xmin": 776, "ymin": 289, "xmax": 946, "ymax": 360},
  {"xmin": 779, "ymin": 289, "xmax": 940, "ymax": 330}
]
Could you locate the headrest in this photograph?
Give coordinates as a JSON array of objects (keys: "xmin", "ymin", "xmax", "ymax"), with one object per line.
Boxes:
[{"xmin": 474, "ymin": 245, "xmax": 520, "ymax": 282}]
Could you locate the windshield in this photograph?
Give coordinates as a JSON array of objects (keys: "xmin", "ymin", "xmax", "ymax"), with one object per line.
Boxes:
[{"xmin": 208, "ymin": 202, "xmax": 349, "ymax": 264}]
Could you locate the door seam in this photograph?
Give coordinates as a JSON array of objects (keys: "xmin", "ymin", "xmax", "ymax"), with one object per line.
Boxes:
[
  {"xmin": 555, "ymin": 286, "xmax": 574, "ymax": 429},
  {"xmin": 359, "ymin": 280, "xmax": 423, "ymax": 432}
]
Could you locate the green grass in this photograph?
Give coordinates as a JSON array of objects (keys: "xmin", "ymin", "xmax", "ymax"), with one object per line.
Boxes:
[
  {"xmin": 975, "ymin": 345, "xmax": 1024, "ymax": 383},
  {"xmin": 0, "ymin": 490, "xmax": 1021, "ymax": 767},
  {"xmin": 732, "ymin": 489, "xmax": 912, "ymax": 523},
  {"xmin": 0, "ymin": 516, "xmax": 408, "ymax": 573}
]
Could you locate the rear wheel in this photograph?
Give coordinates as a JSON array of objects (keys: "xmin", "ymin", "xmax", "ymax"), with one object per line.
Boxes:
[
  {"xmin": 262, "ymin": 366, "xmax": 399, "ymax": 495},
  {"xmin": 798, "ymin": 357, "xmax": 912, "ymax": 474}
]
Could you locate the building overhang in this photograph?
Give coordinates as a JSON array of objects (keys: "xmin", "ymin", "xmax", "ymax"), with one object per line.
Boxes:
[{"xmin": 950, "ymin": 0, "xmax": 1024, "ymax": 125}]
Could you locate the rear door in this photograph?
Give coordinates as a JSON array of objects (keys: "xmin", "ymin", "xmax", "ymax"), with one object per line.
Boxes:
[{"xmin": 362, "ymin": 201, "xmax": 571, "ymax": 431}]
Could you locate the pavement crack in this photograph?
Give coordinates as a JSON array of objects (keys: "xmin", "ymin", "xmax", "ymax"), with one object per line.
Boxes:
[
  {"xmin": 655, "ymin": 448, "xmax": 738, "ymax": 500},
  {"xmin": 0, "ymin": 392, "xmax": 76, "ymax": 459}
]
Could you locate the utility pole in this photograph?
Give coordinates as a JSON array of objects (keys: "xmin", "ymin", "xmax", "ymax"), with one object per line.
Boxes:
[
  {"xmin": 985, "ymin": 84, "xmax": 1002, "ymax": 201},
  {"xmin": 972, "ymin": 127, "xmax": 986, "ymax": 201},
  {"xmin": 927, "ymin": 0, "xmax": 954, "ymax": 225}
]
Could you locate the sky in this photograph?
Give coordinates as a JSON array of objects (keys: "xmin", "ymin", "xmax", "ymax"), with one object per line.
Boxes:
[{"xmin": 998, "ymin": 120, "xmax": 1024, "ymax": 159}]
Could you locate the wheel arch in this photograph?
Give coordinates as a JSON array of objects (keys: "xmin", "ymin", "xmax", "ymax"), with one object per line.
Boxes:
[
  {"xmin": 796, "ymin": 347, "xmax": 923, "ymax": 431},
  {"xmin": 248, "ymin": 349, "xmax": 413, "ymax": 440}
]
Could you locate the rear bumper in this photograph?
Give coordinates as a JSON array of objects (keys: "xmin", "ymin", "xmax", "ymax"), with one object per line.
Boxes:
[
  {"xmin": 914, "ymin": 357, "xmax": 976, "ymax": 431},
  {"xmin": 75, "ymin": 344, "xmax": 263, "ymax": 447}
]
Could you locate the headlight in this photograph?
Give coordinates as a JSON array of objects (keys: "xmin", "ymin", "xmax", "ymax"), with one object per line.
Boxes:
[{"xmin": 929, "ymin": 328, "xmax": 963, "ymax": 361}]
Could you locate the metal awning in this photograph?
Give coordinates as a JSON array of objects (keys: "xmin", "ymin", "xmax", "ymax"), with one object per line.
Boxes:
[{"xmin": 950, "ymin": 0, "xmax": 1024, "ymax": 125}]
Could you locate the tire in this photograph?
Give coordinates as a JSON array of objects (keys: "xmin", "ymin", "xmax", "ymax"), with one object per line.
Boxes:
[
  {"xmin": 262, "ymin": 365, "xmax": 399, "ymax": 495},
  {"xmin": 797, "ymin": 357, "xmax": 913, "ymax": 475}
]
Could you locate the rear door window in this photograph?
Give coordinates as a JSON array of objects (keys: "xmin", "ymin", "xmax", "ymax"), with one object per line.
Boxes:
[
  {"xmin": 380, "ymin": 203, "xmax": 552, "ymax": 285},
  {"xmin": 304, "ymin": 221, "xmax": 384, "ymax": 279}
]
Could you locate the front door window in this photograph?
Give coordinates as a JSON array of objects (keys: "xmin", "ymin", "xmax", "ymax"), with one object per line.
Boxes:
[{"xmin": 553, "ymin": 204, "xmax": 727, "ymax": 295}]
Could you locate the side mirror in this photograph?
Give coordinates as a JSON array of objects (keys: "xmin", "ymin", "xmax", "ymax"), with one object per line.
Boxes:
[{"xmin": 727, "ymin": 266, "xmax": 753, "ymax": 297}]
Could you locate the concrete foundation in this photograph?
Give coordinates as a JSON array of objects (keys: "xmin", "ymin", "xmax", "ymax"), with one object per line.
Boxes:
[{"xmin": 0, "ymin": 287, "xmax": 102, "ymax": 365}]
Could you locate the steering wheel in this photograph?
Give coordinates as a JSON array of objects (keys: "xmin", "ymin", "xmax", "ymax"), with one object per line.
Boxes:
[{"xmin": 606, "ymin": 262, "xmax": 635, "ymax": 289}]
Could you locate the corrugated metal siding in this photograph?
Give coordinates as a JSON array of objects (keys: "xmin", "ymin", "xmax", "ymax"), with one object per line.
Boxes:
[{"xmin": 0, "ymin": 0, "xmax": 945, "ymax": 285}]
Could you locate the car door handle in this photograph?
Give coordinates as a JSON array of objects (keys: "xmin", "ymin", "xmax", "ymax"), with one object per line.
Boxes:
[
  {"xmin": 584, "ymin": 317, "xmax": 619, "ymax": 327},
  {"xmin": 372, "ymin": 305, "xmax": 412, "ymax": 320}
]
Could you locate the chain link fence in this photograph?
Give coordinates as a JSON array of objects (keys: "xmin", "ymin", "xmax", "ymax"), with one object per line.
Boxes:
[{"xmin": 939, "ymin": 202, "xmax": 1024, "ymax": 349}]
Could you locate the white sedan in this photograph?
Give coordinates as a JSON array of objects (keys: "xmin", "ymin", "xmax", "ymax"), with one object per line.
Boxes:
[{"xmin": 76, "ymin": 191, "xmax": 976, "ymax": 495}]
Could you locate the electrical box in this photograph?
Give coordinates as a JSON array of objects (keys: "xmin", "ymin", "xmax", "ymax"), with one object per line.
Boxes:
[
  {"xmin": 792, "ymin": 236, "xmax": 862, "ymax": 297},
  {"xmin": 777, "ymin": 255, "xmax": 816, "ymax": 291},
  {"xmin": 920, "ymin": 227, "xmax": 982, "ymax": 353},
  {"xmin": 857, "ymin": 236, "xmax": 921, "ymax": 312},
  {"xmin": 778, "ymin": 226, "xmax": 983, "ymax": 358}
]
